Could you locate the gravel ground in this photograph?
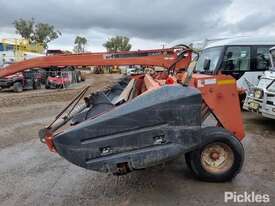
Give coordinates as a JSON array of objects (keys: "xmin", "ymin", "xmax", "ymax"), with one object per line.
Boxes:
[{"xmin": 0, "ymin": 74, "xmax": 274, "ymax": 206}]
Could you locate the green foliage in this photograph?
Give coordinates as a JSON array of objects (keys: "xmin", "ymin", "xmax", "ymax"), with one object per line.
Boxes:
[
  {"xmin": 33, "ymin": 23, "xmax": 61, "ymax": 49},
  {"xmin": 13, "ymin": 18, "xmax": 61, "ymax": 49},
  {"xmin": 73, "ymin": 36, "xmax": 88, "ymax": 53},
  {"xmin": 103, "ymin": 36, "xmax": 131, "ymax": 52},
  {"xmin": 13, "ymin": 18, "xmax": 35, "ymax": 40}
]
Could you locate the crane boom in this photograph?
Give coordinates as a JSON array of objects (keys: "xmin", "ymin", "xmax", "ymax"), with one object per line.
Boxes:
[{"xmin": 0, "ymin": 47, "xmax": 192, "ymax": 78}]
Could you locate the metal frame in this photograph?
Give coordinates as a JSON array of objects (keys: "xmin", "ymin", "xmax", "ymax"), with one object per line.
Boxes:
[{"xmin": 0, "ymin": 46, "xmax": 192, "ymax": 78}]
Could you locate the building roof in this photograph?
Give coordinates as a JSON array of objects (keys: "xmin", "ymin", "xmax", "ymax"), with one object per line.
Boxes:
[{"xmin": 205, "ymin": 37, "xmax": 275, "ymax": 49}]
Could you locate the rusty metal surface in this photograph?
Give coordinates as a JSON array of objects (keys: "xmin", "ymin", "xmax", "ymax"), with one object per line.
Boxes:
[{"xmin": 0, "ymin": 48, "xmax": 192, "ymax": 78}]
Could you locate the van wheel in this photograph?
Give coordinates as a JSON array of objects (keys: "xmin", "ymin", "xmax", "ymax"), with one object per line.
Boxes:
[
  {"xmin": 14, "ymin": 82, "xmax": 23, "ymax": 92},
  {"xmin": 186, "ymin": 127, "xmax": 244, "ymax": 182}
]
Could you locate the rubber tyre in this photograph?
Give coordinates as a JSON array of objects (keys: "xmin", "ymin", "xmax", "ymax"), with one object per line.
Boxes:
[
  {"xmin": 81, "ymin": 73, "xmax": 86, "ymax": 81},
  {"xmin": 187, "ymin": 127, "xmax": 244, "ymax": 182},
  {"xmin": 33, "ymin": 80, "xmax": 41, "ymax": 90},
  {"xmin": 185, "ymin": 152, "xmax": 192, "ymax": 170},
  {"xmin": 13, "ymin": 82, "xmax": 23, "ymax": 92},
  {"xmin": 239, "ymin": 93, "xmax": 246, "ymax": 109},
  {"xmin": 76, "ymin": 71, "xmax": 81, "ymax": 83},
  {"xmin": 63, "ymin": 82, "xmax": 69, "ymax": 89},
  {"xmin": 45, "ymin": 79, "xmax": 51, "ymax": 89}
]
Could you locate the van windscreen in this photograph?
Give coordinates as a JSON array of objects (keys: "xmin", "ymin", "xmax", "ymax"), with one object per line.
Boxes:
[{"xmin": 195, "ymin": 46, "xmax": 223, "ymax": 73}]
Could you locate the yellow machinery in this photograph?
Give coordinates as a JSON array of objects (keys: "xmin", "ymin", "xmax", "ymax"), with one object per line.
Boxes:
[{"xmin": 1, "ymin": 38, "xmax": 44, "ymax": 62}]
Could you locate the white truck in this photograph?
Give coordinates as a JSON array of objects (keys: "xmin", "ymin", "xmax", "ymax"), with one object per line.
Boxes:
[{"xmin": 243, "ymin": 47, "xmax": 275, "ymax": 119}]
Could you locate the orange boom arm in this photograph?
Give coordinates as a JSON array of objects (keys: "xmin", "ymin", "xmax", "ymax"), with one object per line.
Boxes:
[{"xmin": 0, "ymin": 48, "xmax": 192, "ymax": 78}]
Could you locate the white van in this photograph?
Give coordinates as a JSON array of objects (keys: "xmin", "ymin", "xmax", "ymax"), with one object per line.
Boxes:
[{"xmin": 195, "ymin": 37, "xmax": 275, "ymax": 98}]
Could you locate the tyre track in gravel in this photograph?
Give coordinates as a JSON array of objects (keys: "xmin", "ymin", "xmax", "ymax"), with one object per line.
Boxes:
[
  {"xmin": 0, "ymin": 74, "xmax": 122, "ymax": 108},
  {"xmin": 0, "ymin": 74, "xmax": 122, "ymax": 148}
]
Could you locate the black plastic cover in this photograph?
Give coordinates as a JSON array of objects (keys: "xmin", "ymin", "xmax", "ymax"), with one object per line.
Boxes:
[{"xmin": 53, "ymin": 84, "xmax": 202, "ymax": 173}]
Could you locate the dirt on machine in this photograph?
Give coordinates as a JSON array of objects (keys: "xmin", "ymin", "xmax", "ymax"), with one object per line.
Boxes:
[
  {"xmin": 31, "ymin": 45, "xmax": 246, "ymax": 183},
  {"xmin": 0, "ymin": 44, "xmax": 246, "ymax": 182}
]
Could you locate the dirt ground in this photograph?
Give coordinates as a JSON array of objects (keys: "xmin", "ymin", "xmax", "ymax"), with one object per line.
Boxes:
[{"xmin": 0, "ymin": 74, "xmax": 274, "ymax": 206}]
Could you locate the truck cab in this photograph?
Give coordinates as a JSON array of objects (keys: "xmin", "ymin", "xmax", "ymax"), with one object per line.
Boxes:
[
  {"xmin": 195, "ymin": 37, "xmax": 275, "ymax": 95},
  {"xmin": 243, "ymin": 47, "xmax": 275, "ymax": 119}
]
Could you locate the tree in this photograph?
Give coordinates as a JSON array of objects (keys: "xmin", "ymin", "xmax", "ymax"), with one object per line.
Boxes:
[
  {"xmin": 103, "ymin": 36, "xmax": 131, "ymax": 52},
  {"xmin": 13, "ymin": 18, "xmax": 61, "ymax": 49},
  {"xmin": 33, "ymin": 23, "xmax": 61, "ymax": 49},
  {"xmin": 73, "ymin": 36, "xmax": 88, "ymax": 53},
  {"xmin": 13, "ymin": 18, "xmax": 35, "ymax": 40}
]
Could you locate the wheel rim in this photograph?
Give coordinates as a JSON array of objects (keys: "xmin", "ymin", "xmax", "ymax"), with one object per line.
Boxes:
[{"xmin": 201, "ymin": 142, "xmax": 234, "ymax": 174}]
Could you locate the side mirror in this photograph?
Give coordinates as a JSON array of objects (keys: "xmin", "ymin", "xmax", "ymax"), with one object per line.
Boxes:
[{"xmin": 203, "ymin": 59, "xmax": 211, "ymax": 71}]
